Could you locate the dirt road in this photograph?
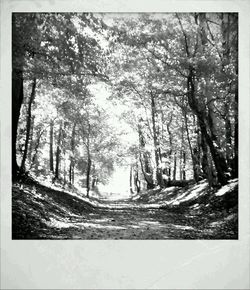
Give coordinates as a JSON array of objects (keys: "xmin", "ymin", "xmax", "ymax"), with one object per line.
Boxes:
[{"xmin": 12, "ymin": 181, "xmax": 238, "ymax": 239}]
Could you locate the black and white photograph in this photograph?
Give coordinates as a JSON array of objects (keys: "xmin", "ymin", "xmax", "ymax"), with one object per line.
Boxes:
[
  {"xmin": 12, "ymin": 12, "xmax": 239, "ymax": 240},
  {"xmin": 1, "ymin": 0, "xmax": 250, "ymax": 289}
]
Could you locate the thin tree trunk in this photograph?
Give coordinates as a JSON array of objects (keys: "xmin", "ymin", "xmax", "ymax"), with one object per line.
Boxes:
[
  {"xmin": 55, "ymin": 121, "xmax": 62, "ymax": 180},
  {"xmin": 182, "ymin": 151, "xmax": 186, "ymax": 180},
  {"xmin": 12, "ymin": 69, "xmax": 24, "ymax": 179},
  {"xmin": 166, "ymin": 113, "xmax": 173, "ymax": 181},
  {"xmin": 86, "ymin": 121, "xmax": 91, "ymax": 198},
  {"xmin": 200, "ymin": 128, "xmax": 209, "ymax": 178},
  {"xmin": 150, "ymin": 92, "xmax": 164, "ymax": 187},
  {"xmin": 134, "ymin": 161, "xmax": 140, "ymax": 193},
  {"xmin": 138, "ymin": 120, "xmax": 154, "ymax": 189},
  {"xmin": 28, "ymin": 115, "xmax": 35, "ymax": 164},
  {"xmin": 86, "ymin": 153, "xmax": 91, "ymax": 198},
  {"xmin": 179, "ymin": 114, "xmax": 185, "ymax": 180},
  {"xmin": 69, "ymin": 163, "xmax": 72, "ymax": 185},
  {"xmin": 173, "ymin": 152, "xmax": 177, "ymax": 180},
  {"xmin": 183, "ymin": 110, "xmax": 199, "ymax": 181},
  {"xmin": 130, "ymin": 165, "xmax": 134, "ymax": 194},
  {"xmin": 225, "ymin": 105, "xmax": 232, "ymax": 168},
  {"xmin": 69, "ymin": 122, "xmax": 76, "ymax": 185},
  {"xmin": 179, "ymin": 151, "xmax": 183, "ymax": 180},
  {"xmin": 20, "ymin": 78, "xmax": 37, "ymax": 172},
  {"xmin": 139, "ymin": 153, "xmax": 154, "ymax": 189},
  {"xmin": 49, "ymin": 120, "xmax": 54, "ymax": 173},
  {"xmin": 62, "ymin": 122, "xmax": 67, "ymax": 185},
  {"xmin": 30, "ymin": 127, "xmax": 44, "ymax": 170},
  {"xmin": 233, "ymin": 82, "xmax": 238, "ymax": 177},
  {"xmin": 233, "ymin": 28, "xmax": 238, "ymax": 178}
]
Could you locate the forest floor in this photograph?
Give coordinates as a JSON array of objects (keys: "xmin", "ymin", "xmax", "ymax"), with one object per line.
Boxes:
[{"xmin": 12, "ymin": 177, "xmax": 238, "ymax": 239}]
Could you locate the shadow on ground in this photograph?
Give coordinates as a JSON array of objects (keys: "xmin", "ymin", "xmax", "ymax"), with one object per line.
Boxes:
[{"xmin": 12, "ymin": 177, "xmax": 238, "ymax": 239}]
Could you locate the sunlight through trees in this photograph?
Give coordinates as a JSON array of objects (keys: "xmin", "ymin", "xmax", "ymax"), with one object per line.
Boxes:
[{"xmin": 13, "ymin": 12, "xmax": 238, "ymax": 197}]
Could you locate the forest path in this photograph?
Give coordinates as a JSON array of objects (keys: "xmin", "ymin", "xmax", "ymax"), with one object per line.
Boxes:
[
  {"xmin": 12, "ymin": 179, "xmax": 238, "ymax": 239},
  {"xmin": 50, "ymin": 203, "xmax": 207, "ymax": 239}
]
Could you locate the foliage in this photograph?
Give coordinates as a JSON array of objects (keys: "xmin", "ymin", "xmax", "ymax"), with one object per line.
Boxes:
[{"xmin": 13, "ymin": 12, "xmax": 238, "ymax": 194}]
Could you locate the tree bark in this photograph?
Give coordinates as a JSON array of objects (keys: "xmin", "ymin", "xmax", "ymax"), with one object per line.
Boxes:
[
  {"xmin": 182, "ymin": 151, "xmax": 186, "ymax": 180},
  {"xmin": 86, "ymin": 153, "xmax": 91, "ymax": 198},
  {"xmin": 166, "ymin": 112, "xmax": 173, "ymax": 181},
  {"xmin": 138, "ymin": 120, "xmax": 154, "ymax": 189},
  {"xmin": 20, "ymin": 78, "xmax": 37, "ymax": 172},
  {"xmin": 173, "ymin": 152, "xmax": 177, "ymax": 180},
  {"xmin": 130, "ymin": 165, "xmax": 134, "ymax": 194},
  {"xmin": 69, "ymin": 122, "xmax": 76, "ymax": 185},
  {"xmin": 187, "ymin": 70, "xmax": 228, "ymax": 185},
  {"xmin": 183, "ymin": 110, "xmax": 200, "ymax": 181},
  {"xmin": 199, "ymin": 127, "xmax": 209, "ymax": 178},
  {"xmin": 134, "ymin": 161, "xmax": 140, "ymax": 193},
  {"xmin": 28, "ymin": 115, "xmax": 35, "ymax": 164},
  {"xmin": 12, "ymin": 13, "xmax": 25, "ymax": 180},
  {"xmin": 30, "ymin": 127, "xmax": 44, "ymax": 170},
  {"xmin": 55, "ymin": 121, "xmax": 62, "ymax": 180},
  {"xmin": 179, "ymin": 114, "xmax": 185, "ymax": 180},
  {"xmin": 233, "ymin": 81, "xmax": 238, "ymax": 177},
  {"xmin": 150, "ymin": 92, "xmax": 164, "ymax": 187},
  {"xmin": 220, "ymin": 13, "xmax": 238, "ymax": 178},
  {"xmin": 139, "ymin": 153, "xmax": 154, "ymax": 189},
  {"xmin": 86, "ymin": 121, "xmax": 91, "ymax": 198},
  {"xmin": 49, "ymin": 120, "xmax": 54, "ymax": 173},
  {"xmin": 12, "ymin": 68, "xmax": 24, "ymax": 179},
  {"xmin": 225, "ymin": 103, "xmax": 232, "ymax": 168}
]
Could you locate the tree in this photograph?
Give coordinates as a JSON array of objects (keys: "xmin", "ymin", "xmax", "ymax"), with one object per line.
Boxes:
[{"xmin": 12, "ymin": 13, "xmax": 109, "ymax": 180}]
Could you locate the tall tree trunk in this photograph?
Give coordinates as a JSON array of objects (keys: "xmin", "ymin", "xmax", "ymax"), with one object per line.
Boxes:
[
  {"xmin": 49, "ymin": 120, "xmax": 54, "ymax": 173},
  {"xmin": 233, "ymin": 20, "xmax": 238, "ymax": 178},
  {"xmin": 183, "ymin": 110, "xmax": 199, "ymax": 181},
  {"xmin": 166, "ymin": 113, "xmax": 173, "ymax": 181},
  {"xmin": 150, "ymin": 92, "xmax": 164, "ymax": 187},
  {"xmin": 86, "ymin": 121, "xmax": 91, "ymax": 198},
  {"xmin": 225, "ymin": 104, "xmax": 232, "ymax": 168},
  {"xmin": 220, "ymin": 13, "xmax": 238, "ymax": 178},
  {"xmin": 12, "ymin": 68, "xmax": 24, "ymax": 180},
  {"xmin": 20, "ymin": 78, "xmax": 37, "ymax": 172},
  {"xmin": 138, "ymin": 120, "xmax": 154, "ymax": 189},
  {"xmin": 30, "ymin": 127, "xmax": 44, "ymax": 170},
  {"xmin": 179, "ymin": 151, "xmax": 183, "ymax": 180},
  {"xmin": 55, "ymin": 121, "xmax": 62, "ymax": 180},
  {"xmin": 182, "ymin": 151, "xmax": 186, "ymax": 180},
  {"xmin": 173, "ymin": 152, "xmax": 177, "ymax": 180},
  {"xmin": 28, "ymin": 115, "xmax": 35, "ymax": 164},
  {"xmin": 69, "ymin": 122, "xmax": 76, "ymax": 185},
  {"xmin": 69, "ymin": 163, "xmax": 72, "ymax": 185},
  {"xmin": 62, "ymin": 122, "xmax": 67, "ymax": 185},
  {"xmin": 177, "ymin": 14, "xmax": 228, "ymax": 185},
  {"xmin": 130, "ymin": 165, "xmax": 134, "ymax": 194},
  {"xmin": 187, "ymin": 70, "xmax": 228, "ymax": 185},
  {"xmin": 179, "ymin": 114, "xmax": 185, "ymax": 180},
  {"xmin": 199, "ymin": 128, "xmax": 209, "ymax": 179},
  {"xmin": 139, "ymin": 153, "xmax": 154, "ymax": 189},
  {"xmin": 233, "ymin": 81, "xmax": 238, "ymax": 177},
  {"xmin": 134, "ymin": 161, "xmax": 140, "ymax": 193},
  {"xmin": 86, "ymin": 153, "xmax": 91, "ymax": 198},
  {"xmin": 12, "ymin": 13, "xmax": 25, "ymax": 180}
]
